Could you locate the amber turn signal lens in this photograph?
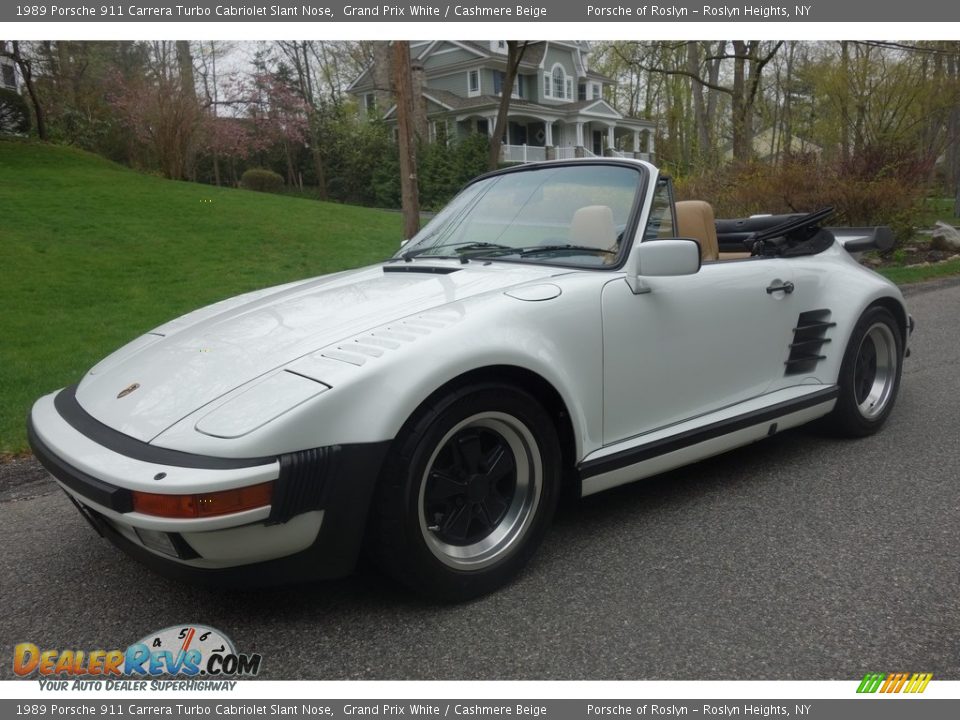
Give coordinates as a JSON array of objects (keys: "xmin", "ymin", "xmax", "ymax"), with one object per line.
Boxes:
[{"xmin": 132, "ymin": 482, "xmax": 273, "ymax": 519}]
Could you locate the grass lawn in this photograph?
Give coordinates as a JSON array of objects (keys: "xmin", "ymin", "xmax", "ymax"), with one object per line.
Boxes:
[
  {"xmin": 0, "ymin": 139, "xmax": 402, "ymax": 454},
  {"xmin": 877, "ymin": 257, "xmax": 960, "ymax": 285},
  {"xmin": 915, "ymin": 196, "xmax": 959, "ymax": 228},
  {"xmin": 2, "ymin": 140, "xmax": 959, "ymax": 456}
]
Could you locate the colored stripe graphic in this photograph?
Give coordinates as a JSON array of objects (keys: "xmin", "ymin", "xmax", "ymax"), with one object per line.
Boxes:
[
  {"xmin": 906, "ymin": 673, "xmax": 933, "ymax": 694},
  {"xmin": 857, "ymin": 673, "xmax": 885, "ymax": 693},
  {"xmin": 857, "ymin": 672, "xmax": 932, "ymax": 693}
]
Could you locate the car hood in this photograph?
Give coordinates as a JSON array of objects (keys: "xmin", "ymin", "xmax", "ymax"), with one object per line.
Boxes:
[{"xmin": 75, "ymin": 261, "xmax": 563, "ymax": 442}]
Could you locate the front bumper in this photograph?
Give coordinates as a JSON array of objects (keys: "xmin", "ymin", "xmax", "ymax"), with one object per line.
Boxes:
[{"xmin": 28, "ymin": 387, "xmax": 390, "ymax": 587}]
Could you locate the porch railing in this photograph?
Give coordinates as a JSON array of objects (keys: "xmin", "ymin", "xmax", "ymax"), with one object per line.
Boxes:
[
  {"xmin": 500, "ymin": 145, "xmax": 651, "ymax": 163},
  {"xmin": 610, "ymin": 150, "xmax": 652, "ymax": 161},
  {"xmin": 501, "ymin": 144, "xmax": 547, "ymax": 163}
]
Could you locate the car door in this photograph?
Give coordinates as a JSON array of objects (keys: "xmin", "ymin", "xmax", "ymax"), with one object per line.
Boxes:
[{"xmin": 601, "ymin": 257, "xmax": 800, "ymax": 445}]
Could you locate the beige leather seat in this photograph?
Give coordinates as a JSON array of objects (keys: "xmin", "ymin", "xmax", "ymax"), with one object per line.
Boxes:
[
  {"xmin": 675, "ymin": 200, "xmax": 719, "ymax": 262},
  {"xmin": 569, "ymin": 205, "xmax": 617, "ymax": 252}
]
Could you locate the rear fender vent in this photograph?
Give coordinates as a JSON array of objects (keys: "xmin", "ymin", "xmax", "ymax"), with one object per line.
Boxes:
[
  {"xmin": 268, "ymin": 446, "xmax": 340, "ymax": 524},
  {"xmin": 785, "ymin": 309, "xmax": 836, "ymax": 376}
]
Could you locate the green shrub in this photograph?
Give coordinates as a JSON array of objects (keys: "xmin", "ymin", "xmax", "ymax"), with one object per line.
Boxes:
[
  {"xmin": 418, "ymin": 133, "xmax": 490, "ymax": 210},
  {"xmin": 240, "ymin": 167, "xmax": 284, "ymax": 193},
  {"xmin": 676, "ymin": 154, "xmax": 925, "ymax": 243},
  {"xmin": 0, "ymin": 88, "xmax": 30, "ymax": 135}
]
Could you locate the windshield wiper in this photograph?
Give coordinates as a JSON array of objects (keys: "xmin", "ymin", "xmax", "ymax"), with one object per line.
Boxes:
[
  {"xmin": 516, "ymin": 244, "xmax": 617, "ymax": 256},
  {"xmin": 402, "ymin": 241, "xmax": 514, "ymax": 261}
]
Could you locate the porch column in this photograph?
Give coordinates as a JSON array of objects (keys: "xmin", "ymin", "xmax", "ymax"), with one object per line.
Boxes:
[
  {"xmin": 633, "ymin": 130, "xmax": 640, "ymax": 153},
  {"xmin": 607, "ymin": 125, "xmax": 615, "ymax": 150},
  {"xmin": 575, "ymin": 122, "xmax": 584, "ymax": 147},
  {"xmin": 486, "ymin": 117, "xmax": 496, "ymax": 136},
  {"xmin": 647, "ymin": 129, "xmax": 656, "ymax": 156},
  {"xmin": 545, "ymin": 121, "xmax": 553, "ymax": 147}
]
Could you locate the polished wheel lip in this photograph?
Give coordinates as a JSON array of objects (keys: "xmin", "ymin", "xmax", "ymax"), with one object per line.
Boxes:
[
  {"xmin": 418, "ymin": 412, "xmax": 542, "ymax": 571},
  {"xmin": 854, "ymin": 322, "xmax": 898, "ymax": 420}
]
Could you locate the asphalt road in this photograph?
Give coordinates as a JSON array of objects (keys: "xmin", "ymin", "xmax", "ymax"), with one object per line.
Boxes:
[{"xmin": 2, "ymin": 278, "xmax": 959, "ymax": 681}]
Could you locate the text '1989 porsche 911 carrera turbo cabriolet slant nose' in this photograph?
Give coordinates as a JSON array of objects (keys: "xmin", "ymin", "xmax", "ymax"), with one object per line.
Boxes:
[{"xmin": 28, "ymin": 159, "xmax": 914, "ymax": 600}]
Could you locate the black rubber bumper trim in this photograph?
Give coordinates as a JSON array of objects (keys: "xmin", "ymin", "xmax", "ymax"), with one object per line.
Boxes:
[
  {"xmin": 54, "ymin": 384, "xmax": 275, "ymax": 470},
  {"xmin": 580, "ymin": 386, "xmax": 840, "ymax": 479},
  {"xmin": 268, "ymin": 446, "xmax": 340, "ymax": 524},
  {"xmin": 28, "ymin": 417, "xmax": 134, "ymax": 513}
]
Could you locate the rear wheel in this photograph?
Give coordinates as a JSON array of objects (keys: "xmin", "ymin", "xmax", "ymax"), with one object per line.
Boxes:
[
  {"xmin": 821, "ymin": 306, "xmax": 903, "ymax": 437},
  {"xmin": 370, "ymin": 383, "xmax": 560, "ymax": 601}
]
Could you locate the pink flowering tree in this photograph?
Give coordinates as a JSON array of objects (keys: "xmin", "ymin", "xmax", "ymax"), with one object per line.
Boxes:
[
  {"xmin": 242, "ymin": 72, "xmax": 310, "ymax": 186},
  {"xmin": 108, "ymin": 68, "xmax": 202, "ymax": 180}
]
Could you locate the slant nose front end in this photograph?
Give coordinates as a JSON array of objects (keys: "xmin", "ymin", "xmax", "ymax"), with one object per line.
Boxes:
[{"xmin": 27, "ymin": 385, "xmax": 388, "ymax": 587}]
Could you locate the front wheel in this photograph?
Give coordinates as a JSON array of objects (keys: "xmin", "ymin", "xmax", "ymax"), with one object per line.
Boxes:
[
  {"xmin": 821, "ymin": 306, "xmax": 903, "ymax": 437},
  {"xmin": 369, "ymin": 384, "xmax": 560, "ymax": 601}
]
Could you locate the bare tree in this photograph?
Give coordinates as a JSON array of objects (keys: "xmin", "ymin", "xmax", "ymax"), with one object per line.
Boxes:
[
  {"xmin": 393, "ymin": 41, "xmax": 420, "ymax": 240},
  {"xmin": 488, "ymin": 41, "xmax": 529, "ymax": 170},
  {"xmin": 612, "ymin": 40, "xmax": 782, "ymax": 164},
  {"xmin": 195, "ymin": 41, "xmax": 237, "ymax": 186},
  {"xmin": 1, "ymin": 41, "xmax": 47, "ymax": 140}
]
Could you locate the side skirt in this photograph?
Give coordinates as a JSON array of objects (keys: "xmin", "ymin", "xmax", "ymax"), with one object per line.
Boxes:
[{"xmin": 579, "ymin": 385, "xmax": 838, "ymax": 497}]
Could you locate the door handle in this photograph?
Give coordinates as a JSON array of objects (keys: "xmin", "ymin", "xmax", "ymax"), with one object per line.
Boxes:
[{"xmin": 766, "ymin": 281, "xmax": 795, "ymax": 294}]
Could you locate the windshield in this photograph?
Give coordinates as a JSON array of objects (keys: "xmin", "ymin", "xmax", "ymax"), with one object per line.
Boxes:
[{"xmin": 395, "ymin": 163, "xmax": 645, "ymax": 267}]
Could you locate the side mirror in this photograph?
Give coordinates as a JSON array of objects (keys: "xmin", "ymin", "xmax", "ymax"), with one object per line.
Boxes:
[{"xmin": 626, "ymin": 238, "xmax": 701, "ymax": 294}]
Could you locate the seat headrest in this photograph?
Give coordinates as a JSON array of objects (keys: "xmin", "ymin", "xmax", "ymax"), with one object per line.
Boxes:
[
  {"xmin": 569, "ymin": 205, "xmax": 616, "ymax": 251},
  {"xmin": 675, "ymin": 200, "xmax": 719, "ymax": 261}
]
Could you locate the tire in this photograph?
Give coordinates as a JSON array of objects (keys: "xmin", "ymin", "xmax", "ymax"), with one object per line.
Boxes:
[
  {"xmin": 821, "ymin": 306, "xmax": 903, "ymax": 438},
  {"xmin": 369, "ymin": 383, "xmax": 561, "ymax": 601}
]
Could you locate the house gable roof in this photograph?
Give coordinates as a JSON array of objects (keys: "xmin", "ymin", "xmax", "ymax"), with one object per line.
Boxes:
[{"xmin": 571, "ymin": 99, "xmax": 622, "ymax": 118}]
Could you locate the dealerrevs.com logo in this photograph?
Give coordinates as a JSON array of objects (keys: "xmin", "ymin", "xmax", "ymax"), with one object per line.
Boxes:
[{"xmin": 13, "ymin": 625, "xmax": 261, "ymax": 690}]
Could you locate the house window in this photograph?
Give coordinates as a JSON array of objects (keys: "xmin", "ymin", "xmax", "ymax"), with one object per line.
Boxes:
[
  {"xmin": 543, "ymin": 73, "xmax": 551, "ymax": 98},
  {"xmin": 477, "ymin": 118, "xmax": 489, "ymax": 135},
  {"xmin": 565, "ymin": 78, "xmax": 573, "ymax": 100},
  {"xmin": 552, "ymin": 67, "xmax": 564, "ymax": 99},
  {"xmin": 1, "ymin": 64, "xmax": 15, "ymax": 90},
  {"xmin": 364, "ymin": 93, "xmax": 376, "ymax": 114},
  {"xmin": 494, "ymin": 72, "xmax": 524, "ymax": 98},
  {"xmin": 578, "ymin": 83, "xmax": 586, "ymax": 101},
  {"xmin": 592, "ymin": 83, "xmax": 601, "ymax": 100},
  {"xmin": 468, "ymin": 69, "xmax": 480, "ymax": 96},
  {"xmin": 431, "ymin": 120, "xmax": 449, "ymax": 145}
]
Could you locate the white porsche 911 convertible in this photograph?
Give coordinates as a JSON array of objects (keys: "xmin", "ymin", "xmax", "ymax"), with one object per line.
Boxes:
[{"xmin": 28, "ymin": 159, "xmax": 912, "ymax": 600}]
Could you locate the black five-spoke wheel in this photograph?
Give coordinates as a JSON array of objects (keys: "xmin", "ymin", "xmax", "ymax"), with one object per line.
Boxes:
[
  {"xmin": 419, "ymin": 413, "xmax": 540, "ymax": 570},
  {"xmin": 370, "ymin": 384, "xmax": 560, "ymax": 600},
  {"xmin": 822, "ymin": 305, "xmax": 903, "ymax": 438}
]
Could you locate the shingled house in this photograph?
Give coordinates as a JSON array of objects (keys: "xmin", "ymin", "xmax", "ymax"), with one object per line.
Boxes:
[{"xmin": 348, "ymin": 41, "xmax": 655, "ymax": 163}]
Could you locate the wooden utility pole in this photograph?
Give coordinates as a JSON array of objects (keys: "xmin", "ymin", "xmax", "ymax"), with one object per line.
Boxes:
[{"xmin": 392, "ymin": 41, "xmax": 420, "ymax": 240}]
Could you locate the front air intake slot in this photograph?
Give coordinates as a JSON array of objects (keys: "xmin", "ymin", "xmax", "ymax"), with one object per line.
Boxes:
[{"xmin": 785, "ymin": 309, "xmax": 836, "ymax": 375}]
